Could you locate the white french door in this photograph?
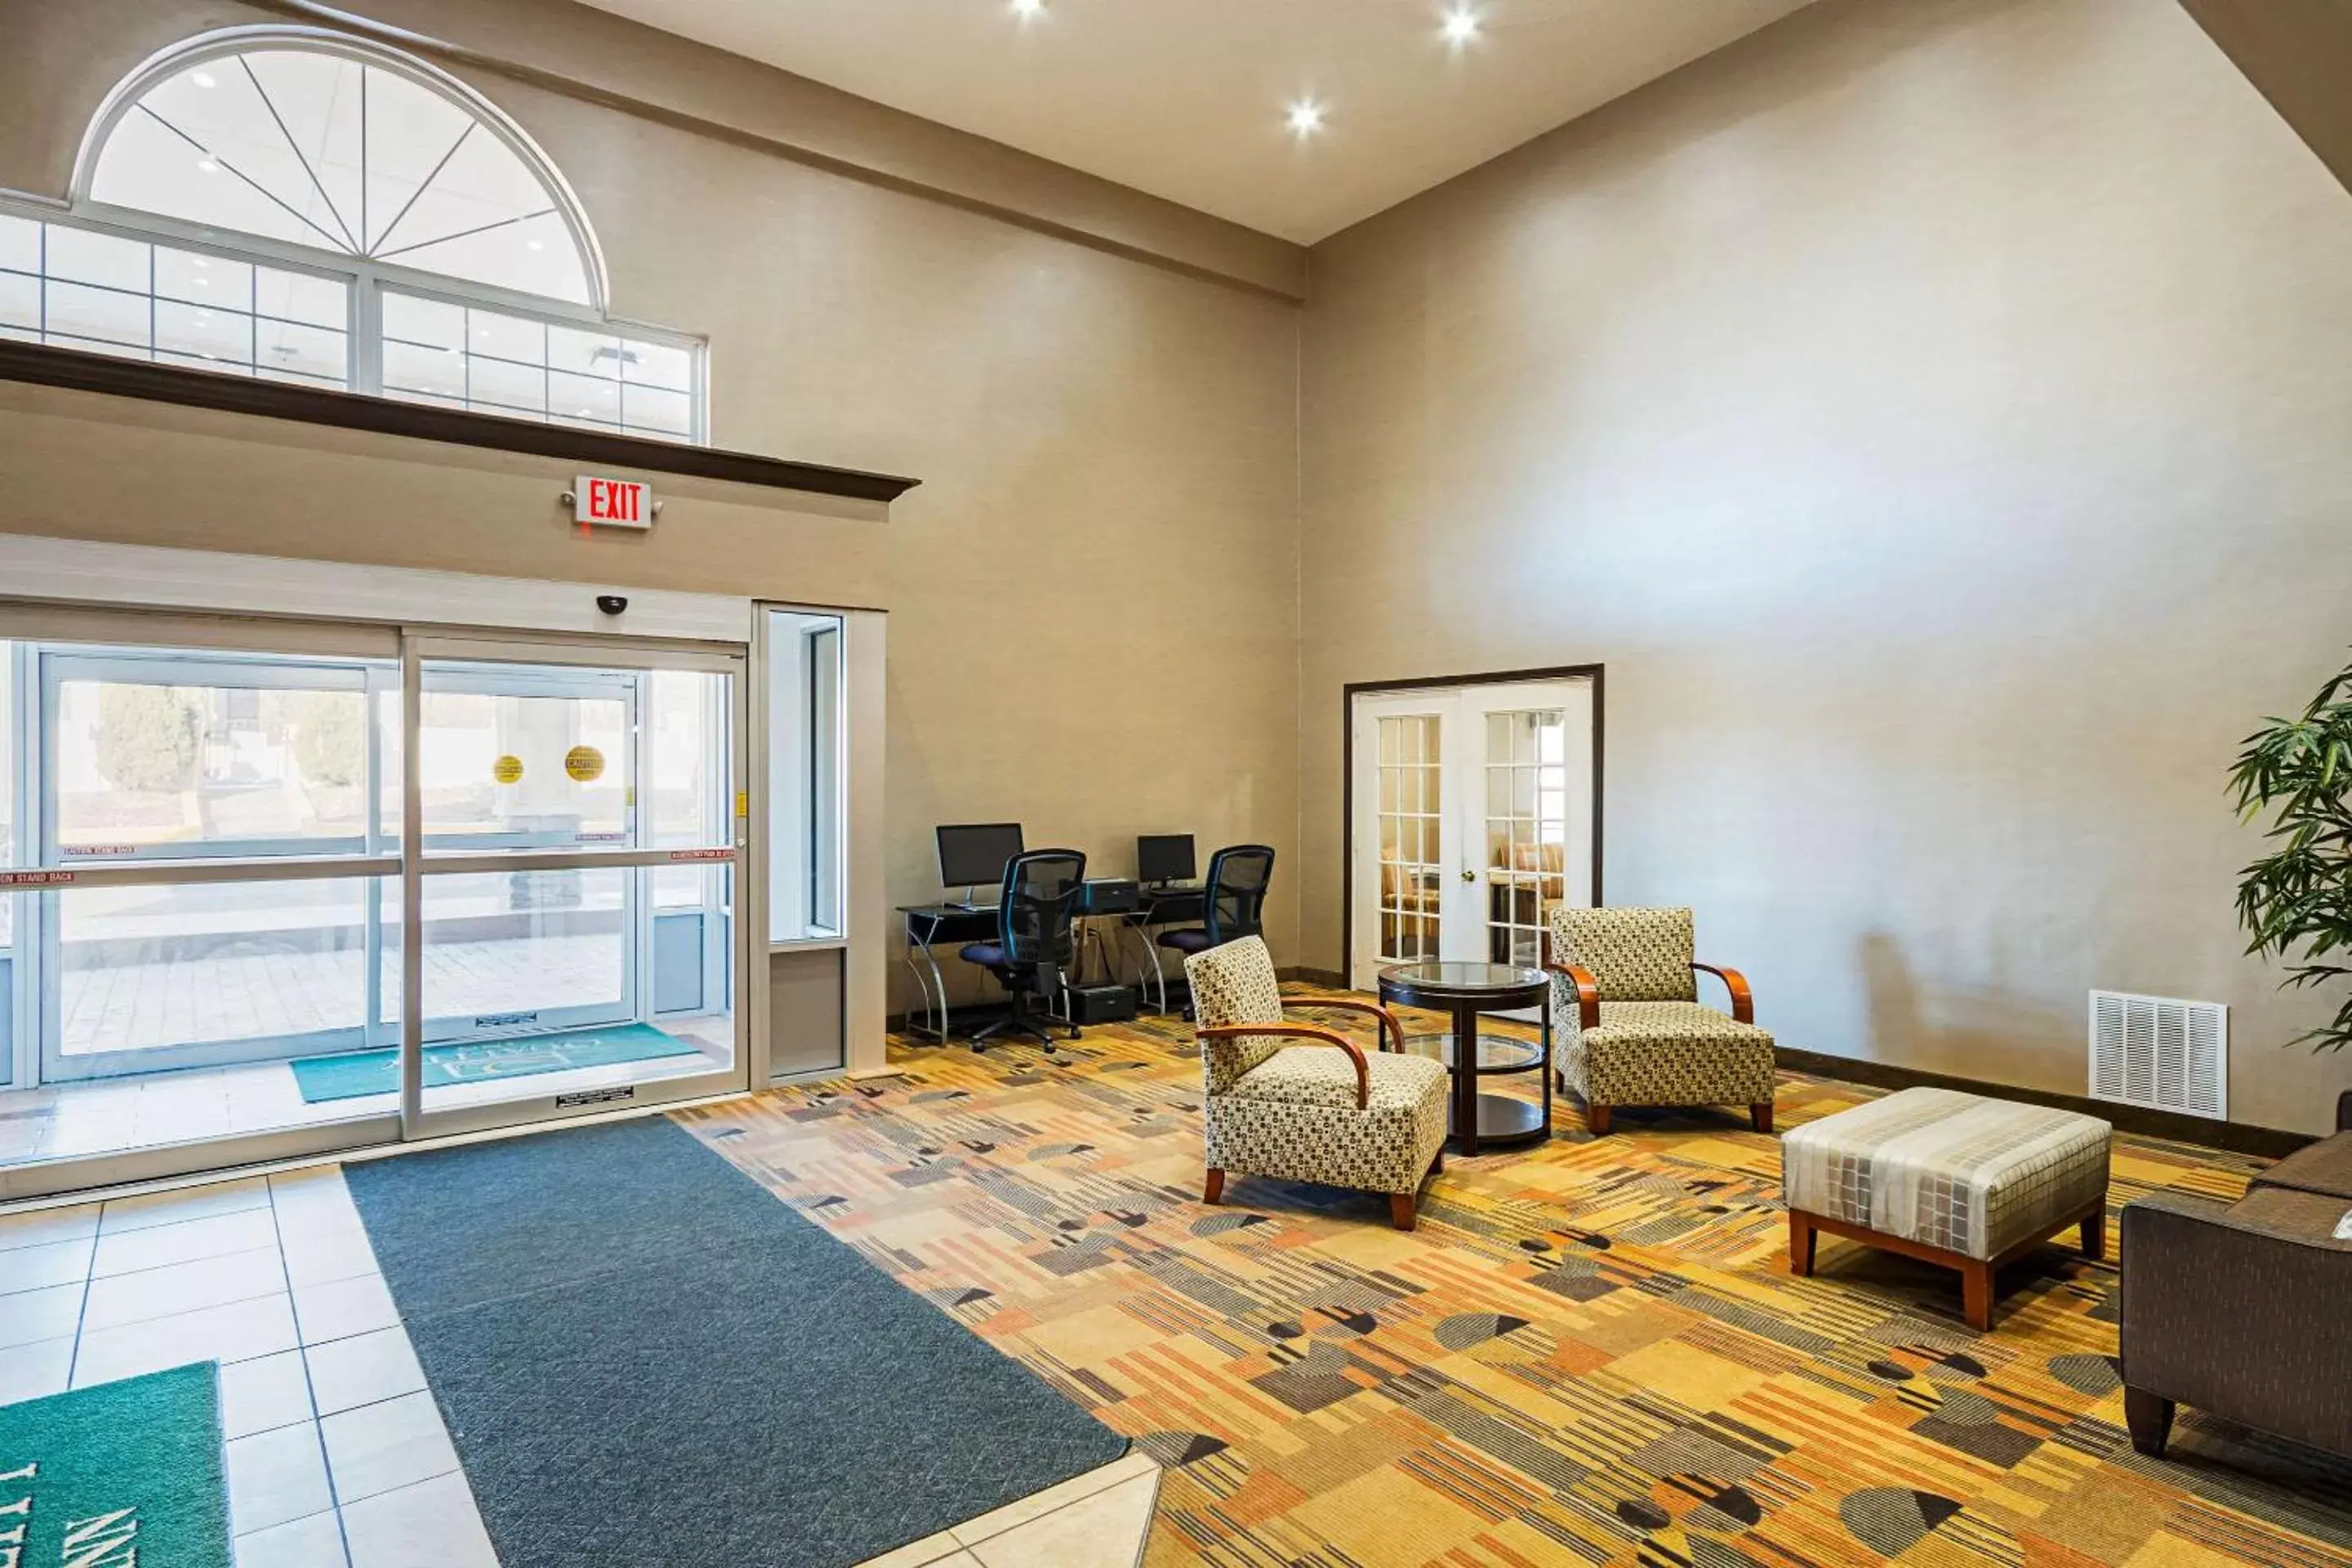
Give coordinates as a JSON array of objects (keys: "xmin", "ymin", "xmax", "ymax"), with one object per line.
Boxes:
[{"xmin": 1348, "ymin": 679, "xmax": 1596, "ymax": 990}]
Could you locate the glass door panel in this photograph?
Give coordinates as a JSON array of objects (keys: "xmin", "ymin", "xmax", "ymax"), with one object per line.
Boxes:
[
  {"xmin": 406, "ymin": 644, "xmax": 739, "ymax": 1129},
  {"xmin": 418, "ymin": 666, "xmax": 633, "ymax": 849},
  {"xmin": 47, "ymin": 875, "xmax": 384, "ymax": 1081},
  {"xmin": 45, "ymin": 653, "xmax": 380, "ymax": 859}
]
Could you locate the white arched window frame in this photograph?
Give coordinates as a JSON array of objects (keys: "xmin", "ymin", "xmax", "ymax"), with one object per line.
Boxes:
[{"xmin": 0, "ymin": 26, "xmax": 705, "ymax": 444}]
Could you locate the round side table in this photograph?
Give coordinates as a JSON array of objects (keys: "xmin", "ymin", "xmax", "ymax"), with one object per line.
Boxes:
[{"xmin": 1376, "ymin": 961, "xmax": 1552, "ymax": 1154}]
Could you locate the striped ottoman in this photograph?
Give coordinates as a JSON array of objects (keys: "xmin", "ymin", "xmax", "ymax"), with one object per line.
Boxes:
[{"xmin": 1781, "ymin": 1086, "xmax": 2111, "ymax": 1330}]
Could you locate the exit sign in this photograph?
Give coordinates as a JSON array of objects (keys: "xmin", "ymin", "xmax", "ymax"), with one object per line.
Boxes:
[{"xmin": 574, "ymin": 474, "xmax": 653, "ymax": 528}]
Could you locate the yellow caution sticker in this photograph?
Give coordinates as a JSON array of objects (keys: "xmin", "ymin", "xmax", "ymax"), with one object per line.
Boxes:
[
  {"xmin": 564, "ymin": 745, "xmax": 606, "ymax": 783},
  {"xmin": 492, "ymin": 755, "xmax": 525, "ymax": 786},
  {"xmin": 735, "ymin": 791, "xmax": 750, "ymax": 819}
]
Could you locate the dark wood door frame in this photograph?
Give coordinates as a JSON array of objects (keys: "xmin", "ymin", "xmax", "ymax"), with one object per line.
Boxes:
[{"xmin": 1340, "ymin": 664, "xmax": 1605, "ymax": 989}]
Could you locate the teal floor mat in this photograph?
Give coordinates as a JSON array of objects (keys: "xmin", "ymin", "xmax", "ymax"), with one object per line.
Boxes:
[{"xmin": 290, "ymin": 1022, "xmax": 703, "ymax": 1103}]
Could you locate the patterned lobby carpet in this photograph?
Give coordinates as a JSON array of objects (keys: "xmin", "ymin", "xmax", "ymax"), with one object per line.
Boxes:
[{"xmin": 675, "ymin": 995, "xmax": 2352, "ymax": 1567}]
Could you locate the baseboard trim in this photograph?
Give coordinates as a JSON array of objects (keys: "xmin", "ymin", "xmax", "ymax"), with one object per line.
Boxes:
[{"xmin": 1774, "ymin": 1047, "xmax": 2312, "ymax": 1159}]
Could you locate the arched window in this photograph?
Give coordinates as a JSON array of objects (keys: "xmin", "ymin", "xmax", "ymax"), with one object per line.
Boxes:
[
  {"xmin": 0, "ymin": 28, "xmax": 701, "ymax": 443},
  {"xmin": 83, "ymin": 36, "xmax": 599, "ymax": 306}
]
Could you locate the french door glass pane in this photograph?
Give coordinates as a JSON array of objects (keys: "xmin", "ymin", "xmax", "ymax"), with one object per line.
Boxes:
[
  {"xmin": 1483, "ymin": 707, "xmax": 1568, "ymax": 966},
  {"xmin": 1375, "ymin": 712, "xmax": 1441, "ymax": 961}
]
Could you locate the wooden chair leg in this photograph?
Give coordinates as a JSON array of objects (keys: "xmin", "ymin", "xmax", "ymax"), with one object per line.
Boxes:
[
  {"xmin": 1961, "ymin": 1259, "xmax": 1994, "ymax": 1332},
  {"xmin": 1389, "ymin": 1192, "xmax": 1417, "ymax": 1232},
  {"xmin": 1787, "ymin": 1209, "xmax": 1816, "ymax": 1276},
  {"xmin": 1430, "ymin": 1147, "xmax": 1445, "ymax": 1175},
  {"xmin": 1203, "ymin": 1168, "xmax": 1224, "ymax": 1205},
  {"xmin": 1750, "ymin": 1101, "xmax": 1774, "ymax": 1134},
  {"xmin": 1586, "ymin": 1104, "xmax": 1612, "ymax": 1136},
  {"xmin": 2123, "ymin": 1387, "xmax": 2175, "ymax": 1458},
  {"xmin": 2080, "ymin": 1206, "xmax": 2105, "ymax": 1261}
]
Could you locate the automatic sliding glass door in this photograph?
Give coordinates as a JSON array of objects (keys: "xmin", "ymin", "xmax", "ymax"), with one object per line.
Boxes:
[
  {"xmin": 0, "ymin": 619, "xmax": 746, "ymax": 1193},
  {"xmin": 399, "ymin": 636, "xmax": 742, "ymax": 1136},
  {"xmin": 35, "ymin": 648, "xmax": 400, "ymax": 1084}
]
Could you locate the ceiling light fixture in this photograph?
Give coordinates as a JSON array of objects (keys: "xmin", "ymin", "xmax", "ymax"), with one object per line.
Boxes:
[
  {"xmin": 196, "ymin": 158, "xmax": 220, "ymax": 174},
  {"xmin": 1010, "ymin": 0, "xmax": 1045, "ymax": 17},
  {"xmin": 190, "ymin": 69, "xmax": 218, "ymax": 88},
  {"xmin": 1441, "ymin": 7, "xmax": 1480, "ymax": 45},
  {"xmin": 1287, "ymin": 100, "xmax": 1325, "ymax": 137}
]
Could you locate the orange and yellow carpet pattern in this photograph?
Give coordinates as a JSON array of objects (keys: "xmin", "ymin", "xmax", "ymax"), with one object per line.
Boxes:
[{"xmin": 675, "ymin": 995, "xmax": 2352, "ymax": 1567}]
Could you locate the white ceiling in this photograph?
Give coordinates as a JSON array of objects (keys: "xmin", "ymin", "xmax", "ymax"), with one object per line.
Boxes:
[{"xmin": 572, "ymin": 0, "xmax": 1816, "ymax": 244}]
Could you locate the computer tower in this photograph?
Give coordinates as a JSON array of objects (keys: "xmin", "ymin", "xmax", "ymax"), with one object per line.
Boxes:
[{"xmin": 1061, "ymin": 983, "xmax": 1139, "ymax": 1024}]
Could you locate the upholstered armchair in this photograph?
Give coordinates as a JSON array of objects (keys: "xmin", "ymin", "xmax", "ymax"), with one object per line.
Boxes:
[
  {"xmin": 1544, "ymin": 906, "xmax": 1776, "ymax": 1135},
  {"xmin": 1183, "ymin": 936, "xmax": 1450, "ymax": 1230}
]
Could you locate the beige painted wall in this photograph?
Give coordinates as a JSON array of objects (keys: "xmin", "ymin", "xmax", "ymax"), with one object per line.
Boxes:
[
  {"xmin": 1300, "ymin": 0, "xmax": 2352, "ymax": 1133},
  {"xmin": 0, "ymin": 2, "xmax": 1303, "ymax": 1000}
]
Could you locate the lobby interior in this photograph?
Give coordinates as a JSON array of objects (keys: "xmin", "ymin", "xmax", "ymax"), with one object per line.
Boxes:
[{"xmin": 2, "ymin": 2, "xmax": 2350, "ymax": 1566}]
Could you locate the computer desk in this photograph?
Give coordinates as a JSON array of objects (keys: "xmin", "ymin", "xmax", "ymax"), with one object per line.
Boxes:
[{"xmin": 898, "ymin": 883, "xmax": 1206, "ymax": 1041}]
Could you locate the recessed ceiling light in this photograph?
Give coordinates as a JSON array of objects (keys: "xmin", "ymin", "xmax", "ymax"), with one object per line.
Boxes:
[
  {"xmin": 1287, "ymin": 100, "xmax": 1325, "ymax": 137},
  {"xmin": 525, "ymin": 238, "xmax": 545, "ymax": 252},
  {"xmin": 1441, "ymin": 7, "xmax": 1480, "ymax": 45},
  {"xmin": 190, "ymin": 70, "xmax": 218, "ymax": 89}
]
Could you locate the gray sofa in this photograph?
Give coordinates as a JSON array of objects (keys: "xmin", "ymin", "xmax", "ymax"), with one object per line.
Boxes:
[{"xmin": 2118, "ymin": 1090, "xmax": 2352, "ymax": 1460}]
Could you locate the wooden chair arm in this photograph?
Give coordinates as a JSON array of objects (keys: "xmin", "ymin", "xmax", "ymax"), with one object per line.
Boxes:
[
  {"xmin": 1196, "ymin": 1023, "xmax": 1370, "ymax": 1108},
  {"xmin": 1691, "ymin": 962, "xmax": 1753, "ymax": 1024},
  {"xmin": 1544, "ymin": 960, "xmax": 1601, "ymax": 1032},
  {"xmin": 1292, "ymin": 997, "xmax": 1407, "ymax": 1054}
]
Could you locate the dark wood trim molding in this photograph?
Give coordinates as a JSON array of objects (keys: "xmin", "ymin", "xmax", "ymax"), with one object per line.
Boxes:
[
  {"xmin": 1339, "ymin": 664, "xmax": 1606, "ymax": 987},
  {"xmin": 1775, "ymin": 1046, "xmax": 2314, "ymax": 1160},
  {"xmin": 0, "ymin": 341, "xmax": 921, "ymax": 503}
]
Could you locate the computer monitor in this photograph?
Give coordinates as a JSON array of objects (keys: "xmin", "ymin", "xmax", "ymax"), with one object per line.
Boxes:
[
  {"xmin": 936, "ymin": 822, "xmax": 1024, "ymax": 893},
  {"xmin": 1137, "ymin": 834, "xmax": 1196, "ymax": 886}
]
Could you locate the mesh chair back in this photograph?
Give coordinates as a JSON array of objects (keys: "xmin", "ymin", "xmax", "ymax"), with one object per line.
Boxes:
[
  {"xmin": 1000, "ymin": 849, "xmax": 1088, "ymax": 968},
  {"xmin": 1204, "ymin": 844, "xmax": 1275, "ymax": 946}
]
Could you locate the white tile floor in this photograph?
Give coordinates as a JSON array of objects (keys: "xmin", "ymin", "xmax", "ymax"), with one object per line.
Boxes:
[
  {"xmin": 0, "ymin": 1158, "xmax": 1160, "ymax": 1568},
  {"xmin": 0, "ymin": 1165, "xmax": 496, "ymax": 1567}
]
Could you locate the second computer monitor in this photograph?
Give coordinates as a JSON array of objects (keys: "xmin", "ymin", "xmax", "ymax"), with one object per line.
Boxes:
[
  {"xmin": 938, "ymin": 822, "xmax": 1025, "ymax": 892},
  {"xmin": 1137, "ymin": 833, "xmax": 1197, "ymax": 886}
]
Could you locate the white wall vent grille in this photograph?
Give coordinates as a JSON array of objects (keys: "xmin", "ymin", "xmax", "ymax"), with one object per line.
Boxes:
[{"xmin": 2089, "ymin": 991, "xmax": 2226, "ymax": 1120}]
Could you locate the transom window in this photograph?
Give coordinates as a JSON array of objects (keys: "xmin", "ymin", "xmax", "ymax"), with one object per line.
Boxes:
[
  {"xmin": 0, "ymin": 29, "xmax": 704, "ymax": 443},
  {"xmin": 88, "ymin": 43, "xmax": 593, "ymax": 305}
]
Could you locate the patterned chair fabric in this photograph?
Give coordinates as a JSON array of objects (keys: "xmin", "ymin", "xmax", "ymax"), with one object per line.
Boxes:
[
  {"xmin": 1548, "ymin": 906, "xmax": 1775, "ymax": 1116},
  {"xmin": 1551, "ymin": 906, "xmax": 1698, "ymax": 1002},
  {"xmin": 1185, "ymin": 938, "xmax": 1449, "ymax": 1200}
]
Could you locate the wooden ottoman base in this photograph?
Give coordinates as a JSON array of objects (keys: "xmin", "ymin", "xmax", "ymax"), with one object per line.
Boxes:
[{"xmin": 1788, "ymin": 1200, "xmax": 2105, "ymax": 1331}]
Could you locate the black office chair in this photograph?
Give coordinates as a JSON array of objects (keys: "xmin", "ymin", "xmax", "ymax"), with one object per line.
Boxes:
[
  {"xmin": 1156, "ymin": 844, "xmax": 1275, "ymax": 973},
  {"xmin": 960, "ymin": 848, "xmax": 1087, "ymax": 1051}
]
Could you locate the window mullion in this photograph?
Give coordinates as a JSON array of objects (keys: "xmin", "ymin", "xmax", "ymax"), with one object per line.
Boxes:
[{"xmin": 354, "ymin": 266, "xmax": 385, "ymax": 396}]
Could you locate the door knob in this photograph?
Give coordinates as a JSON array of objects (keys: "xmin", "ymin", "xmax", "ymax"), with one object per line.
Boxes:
[{"xmin": 1459, "ymin": 869, "xmax": 1476, "ymax": 883}]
